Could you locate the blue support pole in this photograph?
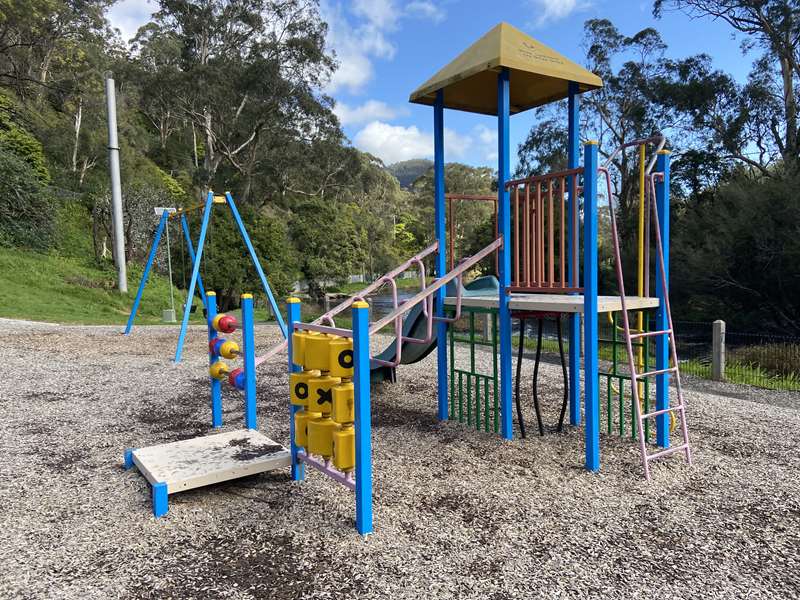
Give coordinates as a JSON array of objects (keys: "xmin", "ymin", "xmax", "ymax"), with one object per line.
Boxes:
[
  {"xmin": 179, "ymin": 213, "xmax": 207, "ymax": 308},
  {"xmin": 497, "ymin": 68, "xmax": 513, "ymax": 440},
  {"xmin": 567, "ymin": 81, "xmax": 581, "ymax": 426},
  {"xmin": 174, "ymin": 191, "xmax": 214, "ymax": 363},
  {"xmin": 241, "ymin": 293, "xmax": 257, "ymax": 429},
  {"xmin": 352, "ymin": 300, "xmax": 373, "ymax": 536},
  {"xmin": 123, "ymin": 209, "xmax": 169, "ymax": 335},
  {"xmin": 655, "ymin": 151, "xmax": 671, "ymax": 448},
  {"xmin": 206, "ymin": 291, "xmax": 223, "ymax": 428},
  {"xmin": 152, "ymin": 481, "xmax": 168, "ymax": 518},
  {"xmin": 433, "ymin": 91, "xmax": 449, "ymax": 421},
  {"xmin": 123, "ymin": 448, "xmax": 135, "ymax": 470},
  {"xmin": 286, "ymin": 297, "xmax": 304, "ymax": 481},
  {"xmin": 583, "ymin": 142, "xmax": 600, "ymax": 471},
  {"xmin": 225, "ymin": 192, "xmax": 287, "ymax": 339}
]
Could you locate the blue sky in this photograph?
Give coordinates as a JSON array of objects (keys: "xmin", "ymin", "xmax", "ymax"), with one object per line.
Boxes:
[{"xmin": 109, "ymin": 0, "xmax": 753, "ymax": 169}]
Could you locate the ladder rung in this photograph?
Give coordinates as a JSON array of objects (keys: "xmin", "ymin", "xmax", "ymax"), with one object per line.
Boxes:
[
  {"xmin": 646, "ymin": 443, "xmax": 689, "ymax": 462},
  {"xmin": 634, "ymin": 367, "xmax": 678, "ymax": 379},
  {"xmin": 642, "ymin": 405, "xmax": 684, "ymax": 419},
  {"xmin": 630, "ymin": 329, "xmax": 672, "ymax": 340}
]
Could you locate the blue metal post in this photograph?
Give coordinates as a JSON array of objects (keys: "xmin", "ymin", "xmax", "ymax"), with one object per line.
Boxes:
[
  {"xmin": 352, "ymin": 300, "xmax": 372, "ymax": 535},
  {"xmin": 123, "ymin": 448, "xmax": 135, "ymax": 470},
  {"xmin": 174, "ymin": 191, "xmax": 214, "ymax": 363},
  {"xmin": 655, "ymin": 151, "xmax": 671, "ymax": 447},
  {"xmin": 179, "ymin": 213, "xmax": 207, "ymax": 307},
  {"xmin": 583, "ymin": 142, "xmax": 600, "ymax": 471},
  {"xmin": 497, "ymin": 68, "xmax": 513, "ymax": 440},
  {"xmin": 241, "ymin": 293, "xmax": 257, "ymax": 429},
  {"xmin": 206, "ymin": 291, "xmax": 223, "ymax": 428},
  {"xmin": 152, "ymin": 481, "xmax": 168, "ymax": 517},
  {"xmin": 225, "ymin": 192, "xmax": 287, "ymax": 339},
  {"xmin": 287, "ymin": 297, "xmax": 304, "ymax": 481},
  {"xmin": 433, "ymin": 90, "xmax": 448, "ymax": 421},
  {"xmin": 123, "ymin": 209, "xmax": 169, "ymax": 334},
  {"xmin": 567, "ymin": 81, "xmax": 581, "ymax": 426}
]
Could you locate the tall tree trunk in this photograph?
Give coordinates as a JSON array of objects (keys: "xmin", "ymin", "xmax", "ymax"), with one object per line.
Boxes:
[
  {"xmin": 71, "ymin": 97, "xmax": 82, "ymax": 173},
  {"xmin": 780, "ymin": 55, "xmax": 798, "ymax": 167},
  {"xmin": 191, "ymin": 121, "xmax": 199, "ymax": 168}
]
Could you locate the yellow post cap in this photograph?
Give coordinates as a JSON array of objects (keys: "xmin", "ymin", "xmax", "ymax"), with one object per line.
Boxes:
[
  {"xmin": 352, "ymin": 301, "xmax": 369, "ymax": 309},
  {"xmin": 657, "ymin": 149, "xmax": 671, "ymax": 155},
  {"xmin": 206, "ymin": 291, "xmax": 216, "ymax": 296},
  {"xmin": 585, "ymin": 140, "xmax": 599, "ymax": 145},
  {"xmin": 287, "ymin": 297, "xmax": 301, "ymax": 304},
  {"xmin": 241, "ymin": 293, "xmax": 253, "ymax": 299}
]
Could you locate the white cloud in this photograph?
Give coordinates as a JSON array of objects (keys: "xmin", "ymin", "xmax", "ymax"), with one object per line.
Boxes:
[
  {"xmin": 334, "ymin": 100, "xmax": 408, "ymax": 126},
  {"xmin": 406, "ymin": 1, "xmax": 446, "ymax": 23},
  {"xmin": 474, "ymin": 124, "xmax": 498, "ymax": 162},
  {"xmin": 527, "ymin": 0, "xmax": 589, "ymax": 26},
  {"xmin": 354, "ymin": 121, "xmax": 431, "ymax": 163},
  {"xmin": 353, "ymin": 120, "xmax": 471, "ymax": 164},
  {"xmin": 323, "ymin": 0, "xmax": 448, "ymax": 94},
  {"xmin": 107, "ymin": 0, "xmax": 155, "ymax": 42}
]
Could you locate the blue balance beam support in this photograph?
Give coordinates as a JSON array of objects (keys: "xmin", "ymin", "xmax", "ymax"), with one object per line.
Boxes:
[
  {"xmin": 567, "ymin": 81, "xmax": 581, "ymax": 426},
  {"xmin": 353, "ymin": 300, "xmax": 373, "ymax": 535},
  {"xmin": 286, "ymin": 298, "xmax": 305, "ymax": 481},
  {"xmin": 123, "ymin": 448, "xmax": 135, "ymax": 470},
  {"xmin": 179, "ymin": 213, "xmax": 207, "ymax": 308},
  {"xmin": 206, "ymin": 291, "xmax": 223, "ymax": 428},
  {"xmin": 225, "ymin": 192, "xmax": 287, "ymax": 339},
  {"xmin": 655, "ymin": 150, "xmax": 671, "ymax": 448},
  {"xmin": 241, "ymin": 293, "xmax": 257, "ymax": 430},
  {"xmin": 175, "ymin": 191, "xmax": 214, "ymax": 363},
  {"xmin": 497, "ymin": 68, "xmax": 513, "ymax": 440},
  {"xmin": 152, "ymin": 481, "xmax": 168, "ymax": 518},
  {"xmin": 124, "ymin": 209, "xmax": 169, "ymax": 335},
  {"xmin": 433, "ymin": 90, "xmax": 448, "ymax": 421},
  {"xmin": 583, "ymin": 141, "xmax": 600, "ymax": 471}
]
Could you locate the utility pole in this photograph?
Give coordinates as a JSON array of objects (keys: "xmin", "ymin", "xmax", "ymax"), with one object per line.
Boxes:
[{"xmin": 105, "ymin": 72, "xmax": 127, "ymax": 293}]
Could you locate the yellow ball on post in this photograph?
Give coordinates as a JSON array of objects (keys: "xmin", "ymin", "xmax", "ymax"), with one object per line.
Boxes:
[
  {"xmin": 219, "ymin": 340, "xmax": 239, "ymax": 359},
  {"xmin": 209, "ymin": 360, "xmax": 230, "ymax": 381},
  {"xmin": 328, "ymin": 337, "xmax": 354, "ymax": 378}
]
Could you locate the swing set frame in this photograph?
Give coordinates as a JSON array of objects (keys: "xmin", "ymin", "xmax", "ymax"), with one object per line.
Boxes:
[{"xmin": 123, "ymin": 191, "xmax": 287, "ymax": 363}]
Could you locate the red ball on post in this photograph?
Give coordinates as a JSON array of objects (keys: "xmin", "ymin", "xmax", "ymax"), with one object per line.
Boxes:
[{"xmin": 212, "ymin": 313, "xmax": 238, "ymax": 334}]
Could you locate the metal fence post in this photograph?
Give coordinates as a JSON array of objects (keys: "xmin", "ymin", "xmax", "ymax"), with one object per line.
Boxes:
[{"xmin": 713, "ymin": 319, "xmax": 726, "ymax": 381}]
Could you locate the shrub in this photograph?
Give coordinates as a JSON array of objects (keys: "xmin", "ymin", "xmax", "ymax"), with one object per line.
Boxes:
[
  {"xmin": 728, "ymin": 343, "xmax": 800, "ymax": 378},
  {"xmin": 0, "ymin": 145, "xmax": 55, "ymax": 250}
]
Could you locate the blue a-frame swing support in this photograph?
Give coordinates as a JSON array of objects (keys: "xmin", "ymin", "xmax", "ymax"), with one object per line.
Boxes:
[
  {"xmin": 173, "ymin": 191, "xmax": 287, "ymax": 363},
  {"xmin": 123, "ymin": 210, "xmax": 208, "ymax": 336}
]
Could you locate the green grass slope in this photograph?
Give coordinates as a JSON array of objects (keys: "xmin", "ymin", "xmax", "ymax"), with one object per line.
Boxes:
[{"xmin": 0, "ymin": 247, "xmax": 202, "ymax": 325}]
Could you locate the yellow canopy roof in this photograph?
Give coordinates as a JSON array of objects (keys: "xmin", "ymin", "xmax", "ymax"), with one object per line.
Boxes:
[{"xmin": 409, "ymin": 22, "xmax": 603, "ymax": 116}]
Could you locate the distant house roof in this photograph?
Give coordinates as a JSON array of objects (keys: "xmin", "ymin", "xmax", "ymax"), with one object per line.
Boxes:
[{"xmin": 409, "ymin": 22, "xmax": 603, "ymax": 116}]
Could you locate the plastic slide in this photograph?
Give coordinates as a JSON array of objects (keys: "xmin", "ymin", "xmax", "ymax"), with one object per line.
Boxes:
[{"xmin": 370, "ymin": 275, "xmax": 499, "ymax": 383}]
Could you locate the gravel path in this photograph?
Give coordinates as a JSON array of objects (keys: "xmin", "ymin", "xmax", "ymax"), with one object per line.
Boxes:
[{"xmin": 0, "ymin": 321, "xmax": 798, "ymax": 599}]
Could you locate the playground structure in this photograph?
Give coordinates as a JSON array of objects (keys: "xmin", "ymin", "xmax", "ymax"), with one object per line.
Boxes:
[
  {"xmin": 123, "ymin": 22, "xmax": 692, "ymax": 535},
  {"xmin": 124, "ymin": 291, "xmax": 290, "ymax": 517},
  {"xmin": 123, "ymin": 191, "xmax": 287, "ymax": 363}
]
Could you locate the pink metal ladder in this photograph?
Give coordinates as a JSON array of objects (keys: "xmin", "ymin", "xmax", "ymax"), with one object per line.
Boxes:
[{"xmin": 602, "ymin": 166, "xmax": 692, "ymax": 480}]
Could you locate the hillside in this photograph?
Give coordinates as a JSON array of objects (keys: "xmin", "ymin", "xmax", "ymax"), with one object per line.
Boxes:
[{"xmin": 386, "ymin": 159, "xmax": 433, "ymax": 188}]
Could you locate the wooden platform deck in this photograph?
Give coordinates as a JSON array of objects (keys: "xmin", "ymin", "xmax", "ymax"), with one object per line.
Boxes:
[
  {"xmin": 444, "ymin": 293, "xmax": 659, "ymax": 314},
  {"xmin": 132, "ymin": 429, "xmax": 290, "ymax": 495}
]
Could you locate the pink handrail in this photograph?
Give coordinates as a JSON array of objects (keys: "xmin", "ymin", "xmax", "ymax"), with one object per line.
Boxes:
[{"xmin": 255, "ymin": 242, "xmax": 439, "ymax": 366}]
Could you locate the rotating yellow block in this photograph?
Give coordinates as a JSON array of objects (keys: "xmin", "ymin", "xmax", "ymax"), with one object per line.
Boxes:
[
  {"xmin": 332, "ymin": 382, "xmax": 354, "ymax": 424},
  {"xmin": 304, "ymin": 333, "xmax": 334, "ymax": 371},
  {"xmin": 292, "ymin": 330, "xmax": 318, "ymax": 369},
  {"xmin": 308, "ymin": 416, "xmax": 339, "ymax": 458},
  {"xmin": 289, "ymin": 369, "xmax": 321, "ymax": 407},
  {"xmin": 209, "ymin": 360, "xmax": 230, "ymax": 381},
  {"xmin": 308, "ymin": 374, "xmax": 340, "ymax": 414},
  {"xmin": 294, "ymin": 409, "xmax": 321, "ymax": 448},
  {"xmin": 328, "ymin": 336, "xmax": 354, "ymax": 378},
  {"xmin": 333, "ymin": 425, "xmax": 355, "ymax": 472}
]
